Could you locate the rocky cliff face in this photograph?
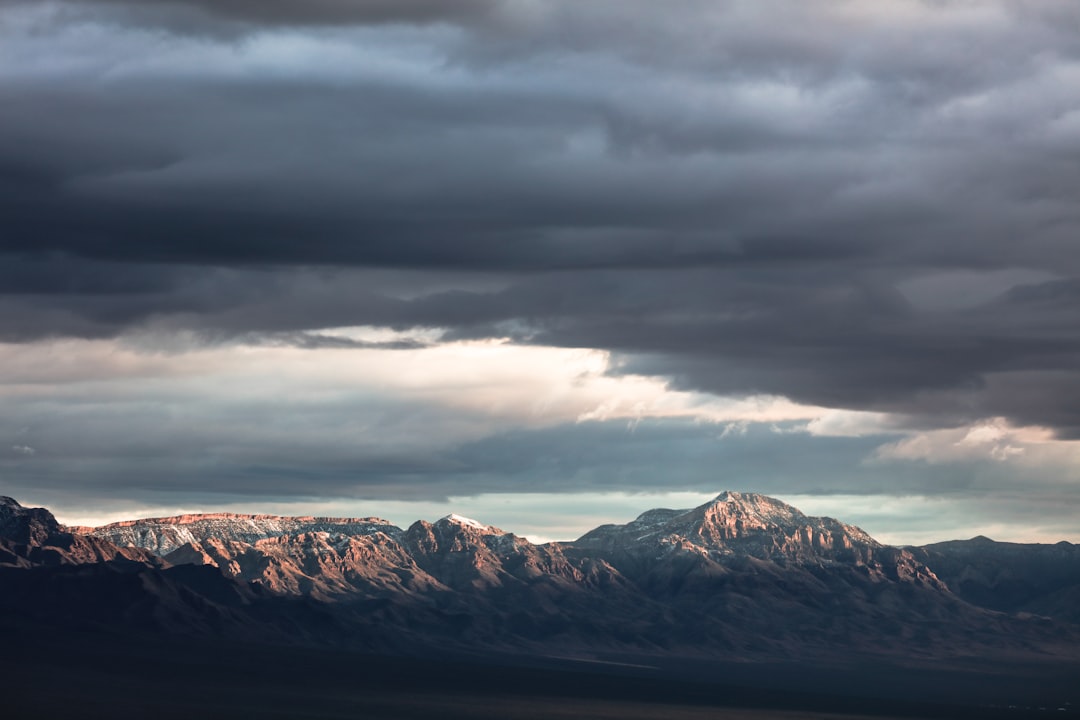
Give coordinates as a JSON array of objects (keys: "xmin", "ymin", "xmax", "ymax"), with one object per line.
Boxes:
[
  {"xmin": 403, "ymin": 515, "xmax": 591, "ymax": 591},
  {"xmin": 158, "ymin": 512, "xmax": 626, "ymax": 621},
  {"xmin": 165, "ymin": 530, "xmax": 446, "ymax": 601}
]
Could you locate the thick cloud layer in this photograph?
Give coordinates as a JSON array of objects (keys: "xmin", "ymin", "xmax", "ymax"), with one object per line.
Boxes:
[{"xmin": 3, "ymin": 0, "xmax": 1080, "ymax": 524}]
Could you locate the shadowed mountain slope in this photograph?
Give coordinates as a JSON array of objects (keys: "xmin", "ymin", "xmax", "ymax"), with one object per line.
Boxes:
[
  {"xmin": 910, "ymin": 536, "xmax": 1080, "ymax": 624},
  {"xmin": 1, "ymin": 495, "xmax": 158, "ymax": 568}
]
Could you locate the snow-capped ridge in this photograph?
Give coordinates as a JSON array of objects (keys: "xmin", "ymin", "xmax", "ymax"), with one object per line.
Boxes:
[
  {"xmin": 68, "ymin": 511, "xmax": 394, "ymax": 531},
  {"xmin": 74, "ymin": 513, "xmax": 405, "ymax": 556},
  {"xmin": 438, "ymin": 513, "xmax": 497, "ymax": 532}
]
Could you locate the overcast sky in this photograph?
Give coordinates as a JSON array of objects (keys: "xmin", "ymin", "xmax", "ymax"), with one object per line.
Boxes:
[{"xmin": 2, "ymin": 0, "xmax": 1079, "ymax": 543}]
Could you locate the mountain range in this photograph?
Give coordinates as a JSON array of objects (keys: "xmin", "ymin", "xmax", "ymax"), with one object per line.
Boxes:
[{"xmin": 4, "ymin": 490, "xmax": 1079, "ymax": 667}]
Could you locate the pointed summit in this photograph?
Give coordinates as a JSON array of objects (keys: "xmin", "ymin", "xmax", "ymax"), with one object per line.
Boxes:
[
  {"xmin": 698, "ymin": 491, "xmax": 807, "ymax": 531},
  {"xmin": 710, "ymin": 490, "xmax": 802, "ymax": 513},
  {"xmin": 576, "ymin": 490, "xmax": 883, "ymax": 564}
]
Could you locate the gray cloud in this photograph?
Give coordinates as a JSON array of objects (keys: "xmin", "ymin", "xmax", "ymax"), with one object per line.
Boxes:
[
  {"xmin": 249, "ymin": 331, "xmax": 430, "ymax": 350},
  {"xmin": 5, "ymin": 416, "xmax": 1078, "ymax": 541},
  {"xmin": 0, "ymin": 0, "xmax": 500, "ymax": 30},
  {"xmin": 2, "ymin": 0, "xmax": 1080, "ymax": 439}
]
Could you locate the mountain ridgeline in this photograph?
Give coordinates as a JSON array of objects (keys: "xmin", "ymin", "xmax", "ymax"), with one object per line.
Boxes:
[{"xmin": 3, "ymin": 492, "xmax": 1079, "ymax": 663}]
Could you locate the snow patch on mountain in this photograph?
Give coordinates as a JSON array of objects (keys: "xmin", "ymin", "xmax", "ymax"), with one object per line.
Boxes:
[
  {"xmin": 439, "ymin": 514, "xmax": 491, "ymax": 531},
  {"xmin": 74, "ymin": 513, "xmax": 404, "ymax": 556}
]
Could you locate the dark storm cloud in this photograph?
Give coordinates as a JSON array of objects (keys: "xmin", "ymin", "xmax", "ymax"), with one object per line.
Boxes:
[
  {"xmin": 0, "ymin": 416, "xmax": 993, "ymax": 499},
  {"xmin": 170, "ymin": 0, "xmax": 495, "ymax": 25},
  {"xmin": 0, "ymin": 0, "xmax": 498, "ymax": 28},
  {"xmin": 3, "ymin": 0, "xmax": 1080, "ymax": 436}
]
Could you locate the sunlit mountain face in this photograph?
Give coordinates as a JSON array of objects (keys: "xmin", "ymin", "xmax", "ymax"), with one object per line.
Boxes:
[{"xmin": 3, "ymin": 0, "xmax": 1080, "ymax": 716}]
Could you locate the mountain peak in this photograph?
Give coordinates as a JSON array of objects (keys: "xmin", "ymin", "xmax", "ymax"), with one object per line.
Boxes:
[
  {"xmin": 435, "ymin": 514, "xmax": 507, "ymax": 535},
  {"xmin": 0, "ymin": 496, "xmax": 22, "ymax": 508},
  {"xmin": 439, "ymin": 513, "xmax": 488, "ymax": 529},
  {"xmin": 701, "ymin": 491, "xmax": 806, "ymax": 526},
  {"xmin": 710, "ymin": 490, "xmax": 798, "ymax": 510},
  {"xmin": 575, "ymin": 490, "xmax": 884, "ymax": 565}
]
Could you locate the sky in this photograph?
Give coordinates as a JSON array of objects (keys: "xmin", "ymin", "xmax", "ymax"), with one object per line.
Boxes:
[{"xmin": 2, "ymin": 0, "xmax": 1080, "ymax": 544}]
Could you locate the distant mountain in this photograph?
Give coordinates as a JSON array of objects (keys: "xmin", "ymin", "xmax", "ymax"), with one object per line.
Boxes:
[
  {"xmin": 560, "ymin": 492, "xmax": 1041, "ymax": 657},
  {"xmin": 910, "ymin": 536, "xmax": 1080, "ymax": 624},
  {"xmin": 572, "ymin": 490, "xmax": 943, "ymax": 585},
  {"xmin": 4, "ymin": 491, "xmax": 1078, "ymax": 663}
]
